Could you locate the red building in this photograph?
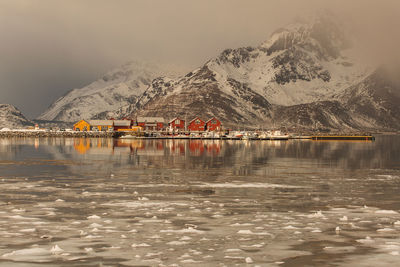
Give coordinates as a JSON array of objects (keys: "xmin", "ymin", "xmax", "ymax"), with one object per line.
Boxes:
[
  {"xmin": 205, "ymin": 117, "xmax": 221, "ymax": 131},
  {"xmin": 168, "ymin": 117, "xmax": 185, "ymax": 131},
  {"xmin": 137, "ymin": 117, "xmax": 164, "ymax": 131},
  {"xmin": 113, "ymin": 119, "xmax": 132, "ymax": 131},
  {"xmin": 188, "ymin": 117, "xmax": 205, "ymax": 132}
]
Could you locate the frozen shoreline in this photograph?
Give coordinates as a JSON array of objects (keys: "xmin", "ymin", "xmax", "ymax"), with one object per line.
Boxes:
[
  {"xmin": 0, "ymin": 130, "xmax": 114, "ymax": 138},
  {"xmin": 0, "ymin": 130, "xmax": 393, "ymax": 140}
]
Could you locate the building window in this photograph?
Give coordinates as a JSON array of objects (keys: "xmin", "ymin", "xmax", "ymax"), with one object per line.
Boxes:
[
  {"xmin": 195, "ymin": 119, "xmax": 200, "ymax": 124},
  {"xmin": 175, "ymin": 119, "xmax": 180, "ymax": 124}
]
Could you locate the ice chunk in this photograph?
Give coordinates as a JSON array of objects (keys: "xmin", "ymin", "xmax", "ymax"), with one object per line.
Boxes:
[
  {"xmin": 283, "ymin": 225, "xmax": 299, "ymax": 229},
  {"xmin": 50, "ymin": 245, "xmax": 64, "ymax": 254},
  {"xmin": 237, "ymin": 229, "xmax": 273, "ymax": 236},
  {"xmin": 307, "ymin": 210, "xmax": 324, "ymax": 218},
  {"xmin": 225, "ymin": 248, "xmax": 242, "ymax": 253},
  {"xmin": 356, "ymin": 236, "xmax": 374, "ymax": 244},
  {"xmin": 131, "ymin": 243, "xmax": 151, "ymax": 247},
  {"xmin": 2, "ymin": 248, "xmax": 49, "ymax": 258},
  {"xmin": 85, "ymin": 235, "xmax": 103, "ymax": 239},
  {"xmin": 245, "ymin": 257, "xmax": 254, "ymax": 263},
  {"xmin": 377, "ymin": 228, "xmax": 395, "ymax": 232},
  {"xmin": 87, "ymin": 215, "xmax": 101, "ymax": 219},
  {"xmin": 19, "ymin": 228, "xmax": 36, "ymax": 233},
  {"xmin": 167, "ymin": 241, "xmax": 188, "ymax": 246},
  {"xmin": 160, "ymin": 228, "xmax": 205, "ymax": 234},
  {"xmin": 229, "ymin": 223, "xmax": 254, "ymax": 227},
  {"xmin": 375, "ymin": 210, "xmax": 398, "ymax": 214}
]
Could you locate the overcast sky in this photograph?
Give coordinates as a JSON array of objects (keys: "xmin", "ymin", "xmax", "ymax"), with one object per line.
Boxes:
[{"xmin": 0, "ymin": 0, "xmax": 399, "ymax": 118}]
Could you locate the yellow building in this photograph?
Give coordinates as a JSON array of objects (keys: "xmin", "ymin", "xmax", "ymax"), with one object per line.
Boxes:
[
  {"xmin": 73, "ymin": 120, "xmax": 90, "ymax": 131},
  {"xmin": 88, "ymin": 120, "xmax": 113, "ymax": 131},
  {"xmin": 116, "ymin": 126, "xmax": 143, "ymax": 132},
  {"xmin": 73, "ymin": 120, "xmax": 114, "ymax": 131}
]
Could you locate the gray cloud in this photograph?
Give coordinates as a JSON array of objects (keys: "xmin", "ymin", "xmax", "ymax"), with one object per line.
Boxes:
[{"xmin": 0, "ymin": 0, "xmax": 399, "ymax": 118}]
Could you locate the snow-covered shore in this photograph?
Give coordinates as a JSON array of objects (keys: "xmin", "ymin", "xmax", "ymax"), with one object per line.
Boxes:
[{"xmin": 0, "ymin": 130, "xmax": 114, "ymax": 138}]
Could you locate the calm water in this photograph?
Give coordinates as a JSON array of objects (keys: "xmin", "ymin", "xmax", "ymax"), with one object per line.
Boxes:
[{"xmin": 0, "ymin": 136, "xmax": 399, "ymax": 266}]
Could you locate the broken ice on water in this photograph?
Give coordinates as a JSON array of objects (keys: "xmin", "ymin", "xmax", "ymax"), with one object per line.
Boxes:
[{"xmin": 0, "ymin": 136, "xmax": 399, "ymax": 266}]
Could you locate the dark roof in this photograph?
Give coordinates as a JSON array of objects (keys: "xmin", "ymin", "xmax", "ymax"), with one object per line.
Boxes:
[
  {"xmin": 169, "ymin": 117, "xmax": 184, "ymax": 123},
  {"xmin": 137, "ymin": 117, "xmax": 165, "ymax": 123},
  {"xmin": 189, "ymin": 117, "xmax": 205, "ymax": 124},
  {"xmin": 206, "ymin": 117, "xmax": 220, "ymax": 124},
  {"xmin": 113, "ymin": 120, "xmax": 131, "ymax": 126}
]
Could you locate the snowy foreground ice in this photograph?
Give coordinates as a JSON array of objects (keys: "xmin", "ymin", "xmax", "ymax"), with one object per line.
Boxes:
[{"xmin": 0, "ymin": 136, "xmax": 399, "ymax": 266}]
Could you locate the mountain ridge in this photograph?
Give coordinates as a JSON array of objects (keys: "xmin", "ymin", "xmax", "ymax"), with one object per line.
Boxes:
[
  {"xmin": 0, "ymin": 104, "xmax": 34, "ymax": 129},
  {"xmin": 37, "ymin": 61, "xmax": 184, "ymax": 122},
  {"xmin": 37, "ymin": 15, "xmax": 399, "ymax": 132}
]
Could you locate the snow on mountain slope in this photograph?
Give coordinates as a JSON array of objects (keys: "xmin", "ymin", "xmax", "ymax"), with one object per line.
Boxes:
[
  {"xmin": 339, "ymin": 66, "xmax": 400, "ymax": 131},
  {"xmin": 270, "ymin": 66, "xmax": 400, "ymax": 132},
  {"xmin": 129, "ymin": 65, "xmax": 273, "ymax": 127},
  {"xmin": 207, "ymin": 15, "xmax": 370, "ymax": 107},
  {"xmin": 0, "ymin": 104, "xmax": 33, "ymax": 129},
  {"xmin": 271, "ymin": 101, "xmax": 360, "ymax": 132},
  {"xmin": 39, "ymin": 13, "xmax": 394, "ymax": 132},
  {"xmin": 37, "ymin": 61, "xmax": 182, "ymax": 122},
  {"xmin": 124, "ymin": 14, "xmax": 372, "ymax": 127}
]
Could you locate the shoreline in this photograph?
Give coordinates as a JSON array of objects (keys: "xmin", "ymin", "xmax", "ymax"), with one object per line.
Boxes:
[
  {"xmin": 0, "ymin": 131, "xmax": 115, "ymax": 138},
  {"xmin": 0, "ymin": 130, "xmax": 392, "ymax": 140}
]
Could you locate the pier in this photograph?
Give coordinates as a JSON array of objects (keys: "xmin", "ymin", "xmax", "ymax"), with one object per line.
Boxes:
[
  {"xmin": 0, "ymin": 130, "xmax": 375, "ymax": 141},
  {"xmin": 311, "ymin": 136, "xmax": 375, "ymax": 141}
]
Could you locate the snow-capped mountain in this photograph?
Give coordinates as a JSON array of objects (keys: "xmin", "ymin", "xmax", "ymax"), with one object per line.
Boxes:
[
  {"xmin": 267, "ymin": 66, "xmax": 400, "ymax": 132},
  {"xmin": 271, "ymin": 101, "xmax": 358, "ymax": 132},
  {"xmin": 210, "ymin": 15, "xmax": 369, "ymax": 107},
  {"xmin": 37, "ymin": 61, "xmax": 182, "ymax": 122},
  {"xmin": 39, "ymin": 13, "xmax": 399, "ymax": 132},
  {"xmin": 340, "ymin": 66, "xmax": 400, "ymax": 131},
  {"xmin": 125, "ymin": 65, "xmax": 273, "ymax": 127},
  {"xmin": 0, "ymin": 104, "xmax": 33, "ymax": 129},
  {"xmin": 124, "ymin": 15, "xmax": 373, "ymax": 128}
]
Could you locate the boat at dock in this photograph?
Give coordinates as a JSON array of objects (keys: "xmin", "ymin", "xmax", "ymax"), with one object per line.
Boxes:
[
  {"xmin": 226, "ymin": 131, "xmax": 244, "ymax": 140},
  {"xmin": 258, "ymin": 130, "xmax": 289, "ymax": 140},
  {"xmin": 119, "ymin": 134, "xmax": 141, "ymax": 139}
]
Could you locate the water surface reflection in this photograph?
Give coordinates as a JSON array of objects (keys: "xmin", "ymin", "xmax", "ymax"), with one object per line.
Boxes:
[{"xmin": 0, "ymin": 136, "xmax": 399, "ymax": 266}]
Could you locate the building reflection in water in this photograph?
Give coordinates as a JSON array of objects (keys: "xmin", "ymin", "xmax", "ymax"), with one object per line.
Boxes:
[
  {"xmin": 34, "ymin": 138, "xmax": 39, "ymax": 149},
  {"xmin": 1, "ymin": 136, "xmax": 397, "ymax": 171},
  {"xmin": 72, "ymin": 138, "xmax": 223, "ymax": 157},
  {"xmin": 65, "ymin": 137, "xmax": 394, "ymax": 171},
  {"xmin": 73, "ymin": 138, "xmax": 114, "ymax": 155}
]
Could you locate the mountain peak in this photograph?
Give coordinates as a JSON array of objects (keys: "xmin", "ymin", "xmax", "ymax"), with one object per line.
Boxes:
[
  {"xmin": 37, "ymin": 60, "xmax": 183, "ymax": 122},
  {"xmin": 261, "ymin": 12, "xmax": 350, "ymax": 59},
  {"xmin": 0, "ymin": 104, "xmax": 33, "ymax": 129}
]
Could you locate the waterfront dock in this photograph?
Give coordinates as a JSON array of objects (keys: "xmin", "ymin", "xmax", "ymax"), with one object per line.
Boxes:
[
  {"xmin": 0, "ymin": 130, "xmax": 375, "ymax": 141},
  {"xmin": 311, "ymin": 136, "xmax": 375, "ymax": 141}
]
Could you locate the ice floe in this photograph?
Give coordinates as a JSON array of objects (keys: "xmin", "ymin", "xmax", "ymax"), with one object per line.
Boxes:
[
  {"xmin": 50, "ymin": 245, "xmax": 64, "ymax": 254},
  {"xmin": 375, "ymin": 210, "xmax": 398, "ymax": 214},
  {"xmin": 245, "ymin": 257, "xmax": 254, "ymax": 263},
  {"xmin": 160, "ymin": 228, "xmax": 205, "ymax": 234},
  {"xmin": 195, "ymin": 182, "xmax": 303, "ymax": 189},
  {"xmin": 237, "ymin": 229, "xmax": 273, "ymax": 236},
  {"xmin": 131, "ymin": 243, "xmax": 151, "ymax": 247},
  {"xmin": 87, "ymin": 215, "xmax": 101, "ymax": 219}
]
